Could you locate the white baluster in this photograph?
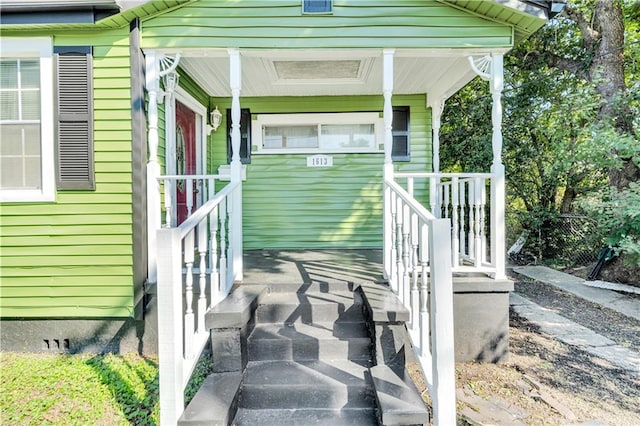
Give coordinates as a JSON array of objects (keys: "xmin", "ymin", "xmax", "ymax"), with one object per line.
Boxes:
[
  {"xmin": 443, "ymin": 183, "xmax": 450, "ymax": 219},
  {"xmin": 389, "ymin": 191, "xmax": 398, "ymax": 293},
  {"xmin": 226, "ymin": 193, "xmax": 234, "ymax": 293},
  {"xmin": 480, "ymin": 178, "xmax": 488, "ymax": 264},
  {"xmin": 184, "ymin": 230, "xmax": 195, "ymax": 358},
  {"xmin": 407, "ymin": 177, "xmax": 414, "ymax": 197},
  {"xmin": 451, "ymin": 177, "xmax": 460, "ymax": 267},
  {"xmin": 163, "ymin": 178, "xmax": 172, "ymax": 228},
  {"xmin": 396, "ymin": 197, "xmax": 405, "ymax": 302},
  {"xmin": 208, "ymin": 181, "xmax": 219, "ymax": 305},
  {"xmin": 209, "ymin": 205, "xmax": 219, "ymax": 305},
  {"xmin": 197, "ymin": 221, "xmax": 208, "ymax": 333},
  {"xmin": 419, "ymin": 220, "xmax": 432, "ymax": 379},
  {"xmin": 186, "ymin": 178, "xmax": 194, "ymax": 217},
  {"xmin": 474, "ymin": 177, "xmax": 483, "ymax": 267},
  {"xmin": 402, "ymin": 204, "xmax": 411, "ymax": 309},
  {"xmin": 459, "ymin": 180, "xmax": 467, "ymax": 258},
  {"xmin": 468, "ymin": 181, "xmax": 476, "ymax": 262},
  {"xmin": 410, "ymin": 212, "xmax": 419, "ymax": 331},
  {"xmin": 219, "ymin": 198, "xmax": 227, "ymax": 297},
  {"xmin": 429, "ymin": 177, "xmax": 438, "ymax": 216}
]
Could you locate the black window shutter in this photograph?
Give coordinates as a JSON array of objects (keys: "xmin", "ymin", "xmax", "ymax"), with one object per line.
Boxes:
[
  {"xmin": 392, "ymin": 106, "xmax": 410, "ymax": 162},
  {"xmin": 303, "ymin": 0, "xmax": 332, "ymax": 13},
  {"xmin": 54, "ymin": 46, "xmax": 95, "ymax": 190},
  {"xmin": 226, "ymin": 108, "xmax": 251, "ymax": 164}
]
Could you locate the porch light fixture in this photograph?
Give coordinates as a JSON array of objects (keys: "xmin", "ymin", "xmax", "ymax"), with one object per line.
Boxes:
[
  {"xmin": 210, "ymin": 106, "xmax": 223, "ymax": 131},
  {"xmin": 162, "ymin": 69, "xmax": 179, "ymax": 95}
]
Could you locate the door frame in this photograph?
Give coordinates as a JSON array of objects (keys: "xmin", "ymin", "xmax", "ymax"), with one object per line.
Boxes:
[{"xmin": 165, "ymin": 87, "xmax": 208, "ymax": 225}]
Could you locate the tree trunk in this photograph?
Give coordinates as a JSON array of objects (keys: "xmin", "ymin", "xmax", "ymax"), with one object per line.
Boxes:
[
  {"xmin": 560, "ymin": 186, "xmax": 576, "ymax": 214},
  {"xmin": 590, "ymin": 0, "xmax": 640, "ymax": 189}
]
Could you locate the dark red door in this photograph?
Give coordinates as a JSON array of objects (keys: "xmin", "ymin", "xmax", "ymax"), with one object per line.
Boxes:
[{"xmin": 175, "ymin": 100, "xmax": 197, "ymax": 225}]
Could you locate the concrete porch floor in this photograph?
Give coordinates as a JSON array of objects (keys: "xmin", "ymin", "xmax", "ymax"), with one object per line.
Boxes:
[{"xmin": 242, "ymin": 249, "xmax": 385, "ymax": 285}]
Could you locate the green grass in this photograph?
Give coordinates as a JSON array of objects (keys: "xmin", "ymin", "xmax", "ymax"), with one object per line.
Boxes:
[{"xmin": 0, "ymin": 352, "xmax": 213, "ymax": 425}]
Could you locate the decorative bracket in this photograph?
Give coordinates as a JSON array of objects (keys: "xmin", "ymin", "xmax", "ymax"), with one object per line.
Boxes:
[
  {"xmin": 468, "ymin": 55, "xmax": 492, "ymax": 81},
  {"xmin": 159, "ymin": 53, "xmax": 181, "ymax": 78},
  {"xmin": 158, "ymin": 53, "xmax": 181, "ymax": 102}
]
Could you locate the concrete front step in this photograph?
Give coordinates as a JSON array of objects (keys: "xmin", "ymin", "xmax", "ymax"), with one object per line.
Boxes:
[
  {"xmin": 240, "ymin": 360, "xmax": 373, "ymax": 410},
  {"xmin": 248, "ymin": 322, "xmax": 371, "ymax": 362},
  {"xmin": 233, "ymin": 407, "xmax": 378, "ymax": 426},
  {"xmin": 256, "ymin": 291, "xmax": 363, "ymax": 324}
]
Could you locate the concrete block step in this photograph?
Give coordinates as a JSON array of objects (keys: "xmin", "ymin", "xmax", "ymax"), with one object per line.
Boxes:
[
  {"xmin": 263, "ymin": 282, "xmax": 360, "ymax": 294},
  {"xmin": 240, "ymin": 382, "xmax": 373, "ymax": 409},
  {"xmin": 243, "ymin": 359, "xmax": 371, "ymax": 387},
  {"xmin": 240, "ymin": 360, "xmax": 373, "ymax": 410},
  {"xmin": 232, "ymin": 408, "xmax": 378, "ymax": 426},
  {"xmin": 370, "ymin": 364, "xmax": 430, "ymax": 425},
  {"xmin": 248, "ymin": 322, "xmax": 371, "ymax": 361},
  {"xmin": 256, "ymin": 292, "xmax": 364, "ymax": 324},
  {"xmin": 178, "ymin": 371, "xmax": 242, "ymax": 426}
]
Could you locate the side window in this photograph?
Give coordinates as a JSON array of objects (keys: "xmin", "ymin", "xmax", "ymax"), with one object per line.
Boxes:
[
  {"xmin": 226, "ymin": 108, "xmax": 251, "ymax": 164},
  {"xmin": 392, "ymin": 106, "xmax": 410, "ymax": 162},
  {"xmin": 54, "ymin": 46, "xmax": 94, "ymax": 190},
  {"xmin": 0, "ymin": 37, "xmax": 55, "ymax": 202},
  {"xmin": 303, "ymin": 0, "xmax": 332, "ymax": 14}
]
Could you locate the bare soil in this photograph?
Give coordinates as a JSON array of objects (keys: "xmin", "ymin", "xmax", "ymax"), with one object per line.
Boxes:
[{"xmin": 409, "ymin": 274, "xmax": 640, "ymax": 425}]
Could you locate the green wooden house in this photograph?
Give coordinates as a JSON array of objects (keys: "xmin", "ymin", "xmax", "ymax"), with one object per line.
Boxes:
[{"xmin": 1, "ymin": 0, "xmax": 555, "ymax": 423}]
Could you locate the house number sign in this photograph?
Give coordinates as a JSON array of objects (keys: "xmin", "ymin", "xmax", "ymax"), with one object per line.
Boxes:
[{"xmin": 306, "ymin": 155, "xmax": 333, "ymax": 167}]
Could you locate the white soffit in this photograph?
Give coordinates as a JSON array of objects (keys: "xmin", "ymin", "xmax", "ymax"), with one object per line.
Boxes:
[{"xmin": 178, "ymin": 49, "xmax": 500, "ymax": 98}]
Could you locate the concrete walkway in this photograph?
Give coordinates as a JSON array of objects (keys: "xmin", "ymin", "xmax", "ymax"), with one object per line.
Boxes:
[
  {"xmin": 512, "ymin": 266, "xmax": 639, "ymax": 322},
  {"xmin": 510, "ymin": 266, "xmax": 639, "ymax": 374}
]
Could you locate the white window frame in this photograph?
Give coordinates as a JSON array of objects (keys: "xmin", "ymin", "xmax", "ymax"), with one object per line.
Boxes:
[
  {"xmin": 0, "ymin": 37, "xmax": 55, "ymax": 202},
  {"xmin": 252, "ymin": 112, "xmax": 383, "ymax": 155}
]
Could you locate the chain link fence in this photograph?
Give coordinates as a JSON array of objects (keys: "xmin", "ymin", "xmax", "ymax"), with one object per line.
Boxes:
[{"xmin": 507, "ymin": 212, "xmax": 605, "ymax": 267}]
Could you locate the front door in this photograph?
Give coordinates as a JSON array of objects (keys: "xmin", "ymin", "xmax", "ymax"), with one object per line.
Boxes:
[{"xmin": 175, "ymin": 100, "xmax": 197, "ymax": 225}]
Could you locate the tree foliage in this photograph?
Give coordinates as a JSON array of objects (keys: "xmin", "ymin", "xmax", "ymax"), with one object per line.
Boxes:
[{"xmin": 440, "ymin": 0, "xmax": 640, "ymax": 281}]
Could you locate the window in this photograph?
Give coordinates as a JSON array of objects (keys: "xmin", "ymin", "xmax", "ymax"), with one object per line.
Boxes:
[
  {"xmin": 0, "ymin": 39, "xmax": 93, "ymax": 202},
  {"xmin": 252, "ymin": 112, "xmax": 382, "ymax": 154},
  {"xmin": 392, "ymin": 106, "xmax": 410, "ymax": 162},
  {"xmin": 0, "ymin": 37, "xmax": 55, "ymax": 202},
  {"xmin": 303, "ymin": 0, "xmax": 332, "ymax": 14}
]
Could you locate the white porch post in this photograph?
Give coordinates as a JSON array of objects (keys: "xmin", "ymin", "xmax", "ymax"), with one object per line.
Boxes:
[
  {"xmin": 430, "ymin": 99, "xmax": 444, "ymax": 174},
  {"xmin": 429, "ymin": 99, "xmax": 444, "ymax": 217},
  {"xmin": 145, "ymin": 51, "xmax": 161, "ymax": 284},
  {"xmin": 468, "ymin": 54, "xmax": 507, "ymax": 279},
  {"xmin": 383, "ymin": 49, "xmax": 395, "ymax": 280},
  {"xmin": 489, "ymin": 54, "xmax": 506, "ymax": 279},
  {"xmin": 145, "ymin": 52, "xmax": 181, "ymax": 283},
  {"xmin": 229, "ymin": 48, "xmax": 243, "ymax": 281}
]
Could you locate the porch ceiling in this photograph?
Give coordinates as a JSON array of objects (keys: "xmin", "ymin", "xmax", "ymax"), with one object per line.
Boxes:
[{"xmin": 178, "ymin": 48, "xmax": 503, "ymax": 102}]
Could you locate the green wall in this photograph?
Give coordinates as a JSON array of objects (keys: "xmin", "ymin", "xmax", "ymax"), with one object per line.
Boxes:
[
  {"xmin": 141, "ymin": 0, "xmax": 513, "ymax": 50},
  {"xmin": 0, "ymin": 28, "xmax": 135, "ymax": 318},
  {"xmin": 209, "ymin": 95, "xmax": 431, "ymax": 249}
]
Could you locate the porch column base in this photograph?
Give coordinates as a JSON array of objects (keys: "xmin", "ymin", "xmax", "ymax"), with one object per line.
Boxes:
[{"xmin": 449, "ymin": 275, "xmax": 513, "ymax": 363}]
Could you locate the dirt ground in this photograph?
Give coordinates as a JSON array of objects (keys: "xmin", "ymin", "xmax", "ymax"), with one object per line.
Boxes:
[{"xmin": 409, "ymin": 274, "xmax": 640, "ymax": 426}]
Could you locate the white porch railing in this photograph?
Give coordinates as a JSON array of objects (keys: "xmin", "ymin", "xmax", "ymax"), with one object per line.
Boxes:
[
  {"xmin": 384, "ymin": 177, "xmax": 456, "ymax": 425},
  {"xmin": 395, "ymin": 172, "xmax": 501, "ymax": 275},
  {"xmin": 159, "ymin": 174, "xmax": 221, "ymax": 228},
  {"xmin": 156, "ymin": 180, "xmax": 240, "ymax": 425}
]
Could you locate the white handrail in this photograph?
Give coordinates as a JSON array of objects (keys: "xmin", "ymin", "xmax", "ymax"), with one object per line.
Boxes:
[
  {"xmin": 383, "ymin": 177, "xmax": 456, "ymax": 425},
  {"xmin": 156, "ymin": 180, "xmax": 240, "ymax": 425}
]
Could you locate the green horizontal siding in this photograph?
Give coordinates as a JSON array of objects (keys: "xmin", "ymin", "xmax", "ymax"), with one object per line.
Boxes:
[
  {"xmin": 210, "ymin": 94, "xmax": 431, "ymax": 249},
  {"xmin": 0, "ymin": 29, "xmax": 135, "ymax": 318},
  {"xmin": 141, "ymin": 0, "xmax": 513, "ymax": 49}
]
